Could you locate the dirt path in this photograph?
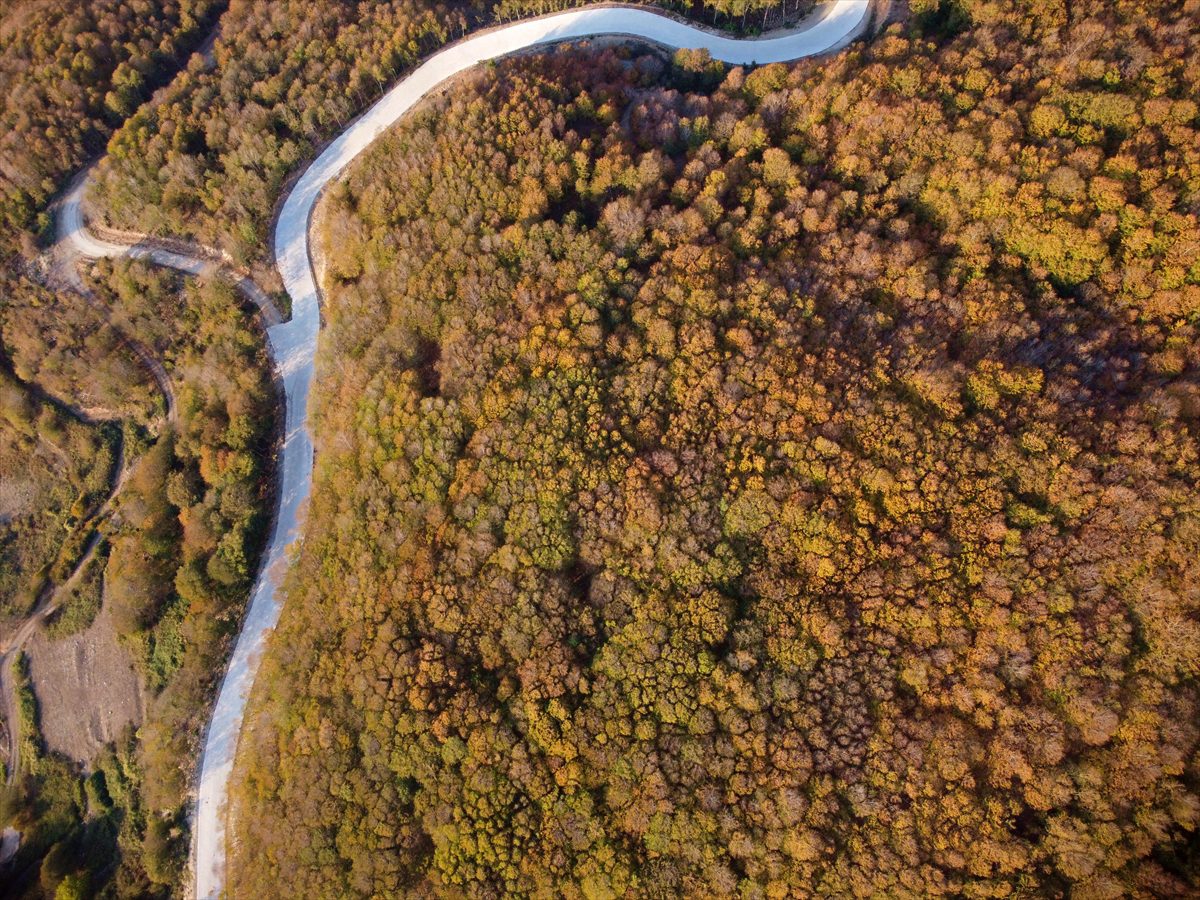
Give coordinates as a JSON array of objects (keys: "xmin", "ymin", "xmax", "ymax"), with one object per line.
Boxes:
[
  {"xmin": 0, "ymin": 653, "xmax": 19, "ymax": 784},
  {"xmin": 46, "ymin": 181, "xmax": 179, "ymax": 426},
  {"xmin": 56, "ymin": 171, "xmax": 285, "ymax": 329}
]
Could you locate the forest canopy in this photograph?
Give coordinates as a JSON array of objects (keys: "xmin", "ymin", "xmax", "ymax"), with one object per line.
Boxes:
[
  {"xmin": 231, "ymin": 1, "xmax": 1200, "ymax": 897},
  {"xmin": 0, "ymin": 0, "xmax": 220, "ymax": 253}
]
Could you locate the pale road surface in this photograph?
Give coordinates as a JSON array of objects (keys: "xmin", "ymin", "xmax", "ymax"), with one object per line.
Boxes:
[{"xmin": 61, "ymin": 2, "xmax": 871, "ymax": 896}]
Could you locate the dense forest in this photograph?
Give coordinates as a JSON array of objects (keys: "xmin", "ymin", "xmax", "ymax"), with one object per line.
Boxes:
[
  {"xmin": 91, "ymin": 0, "xmax": 813, "ymax": 271},
  {"xmin": 231, "ymin": 0, "xmax": 1200, "ymax": 896},
  {"xmin": 0, "ymin": 0, "xmax": 222, "ymax": 254}
]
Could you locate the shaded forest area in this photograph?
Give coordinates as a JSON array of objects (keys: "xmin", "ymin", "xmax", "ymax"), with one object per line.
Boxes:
[{"xmin": 232, "ymin": 0, "xmax": 1199, "ymax": 896}]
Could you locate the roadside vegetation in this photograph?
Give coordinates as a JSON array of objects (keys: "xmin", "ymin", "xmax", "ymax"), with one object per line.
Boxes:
[
  {"xmin": 2, "ymin": 260, "xmax": 276, "ymax": 898},
  {"xmin": 85, "ymin": 260, "xmax": 276, "ymax": 802},
  {"xmin": 0, "ymin": 0, "xmax": 281, "ymax": 893},
  {"xmin": 231, "ymin": 0, "xmax": 1200, "ymax": 895},
  {"xmin": 91, "ymin": 0, "xmax": 814, "ymax": 272}
]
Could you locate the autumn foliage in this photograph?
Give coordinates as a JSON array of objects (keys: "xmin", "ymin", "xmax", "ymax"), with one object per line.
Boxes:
[
  {"xmin": 0, "ymin": 0, "xmax": 220, "ymax": 254},
  {"xmin": 230, "ymin": 1, "xmax": 1200, "ymax": 896},
  {"xmin": 90, "ymin": 0, "xmax": 811, "ymax": 271}
]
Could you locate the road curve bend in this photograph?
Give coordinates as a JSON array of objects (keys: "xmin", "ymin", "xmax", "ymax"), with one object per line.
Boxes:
[{"xmin": 59, "ymin": 2, "xmax": 873, "ymax": 896}]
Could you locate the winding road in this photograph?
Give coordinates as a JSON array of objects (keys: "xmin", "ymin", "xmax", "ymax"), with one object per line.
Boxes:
[{"xmin": 60, "ymin": 2, "xmax": 873, "ymax": 895}]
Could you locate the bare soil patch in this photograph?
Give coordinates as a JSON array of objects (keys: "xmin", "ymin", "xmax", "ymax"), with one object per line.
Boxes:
[
  {"xmin": 25, "ymin": 601, "xmax": 143, "ymax": 765},
  {"xmin": 0, "ymin": 478, "xmax": 35, "ymax": 524}
]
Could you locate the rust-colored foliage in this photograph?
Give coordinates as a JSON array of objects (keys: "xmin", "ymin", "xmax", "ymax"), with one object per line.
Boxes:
[{"xmin": 232, "ymin": 2, "xmax": 1200, "ymax": 897}]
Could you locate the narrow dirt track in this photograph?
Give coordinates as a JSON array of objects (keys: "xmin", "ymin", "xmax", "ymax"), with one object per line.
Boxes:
[{"xmin": 0, "ymin": 656, "xmax": 20, "ymax": 786}]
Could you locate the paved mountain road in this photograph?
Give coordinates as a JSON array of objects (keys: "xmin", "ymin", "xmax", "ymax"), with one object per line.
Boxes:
[{"xmin": 60, "ymin": 3, "xmax": 873, "ymax": 895}]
